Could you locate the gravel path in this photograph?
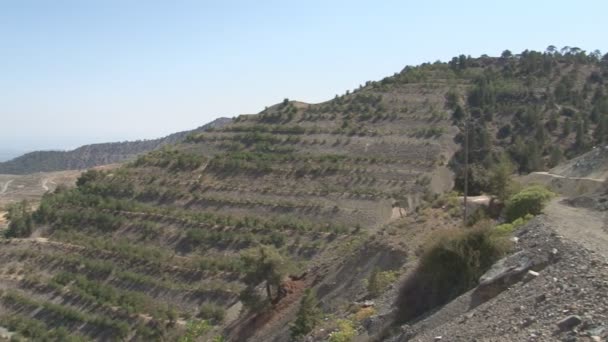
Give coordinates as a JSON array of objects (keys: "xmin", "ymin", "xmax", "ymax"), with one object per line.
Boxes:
[{"xmin": 544, "ymin": 198, "xmax": 608, "ymax": 260}]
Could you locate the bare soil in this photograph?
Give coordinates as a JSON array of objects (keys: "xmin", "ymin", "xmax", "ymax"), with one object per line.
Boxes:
[{"xmin": 544, "ymin": 197, "xmax": 608, "ymax": 260}]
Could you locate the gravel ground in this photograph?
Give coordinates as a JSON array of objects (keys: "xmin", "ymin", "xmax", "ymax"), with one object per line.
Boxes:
[{"xmin": 387, "ymin": 214, "xmax": 608, "ymax": 342}]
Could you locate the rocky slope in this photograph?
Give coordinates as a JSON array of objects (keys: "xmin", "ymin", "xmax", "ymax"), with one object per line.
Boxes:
[{"xmin": 386, "ymin": 198, "xmax": 608, "ymax": 341}]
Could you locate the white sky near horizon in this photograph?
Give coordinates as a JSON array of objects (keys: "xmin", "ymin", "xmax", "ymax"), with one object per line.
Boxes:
[{"xmin": 1, "ymin": 0, "xmax": 606, "ymax": 151}]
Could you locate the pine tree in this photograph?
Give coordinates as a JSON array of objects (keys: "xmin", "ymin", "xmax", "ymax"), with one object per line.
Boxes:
[
  {"xmin": 546, "ymin": 111, "xmax": 558, "ymax": 132},
  {"xmin": 594, "ymin": 114, "xmax": 608, "ymax": 144},
  {"xmin": 575, "ymin": 119, "xmax": 588, "ymax": 151},
  {"xmin": 548, "ymin": 146, "xmax": 563, "ymax": 168},
  {"xmin": 562, "ymin": 118, "xmax": 572, "ymax": 136},
  {"xmin": 452, "ymin": 105, "xmax": 465, "ymax": 122},
  {"xmin": 5, "ymin": 200, "xmax": 33, "ymax": 238},
  {"xmin": 290, "ymin": 289, "xmax": 322, "ymax": 340},
  {"xmin": 241, "ymin": 245, "xmax": 292, "ymax": 302},
  {"xmin": 488, "ymin": 155, "xmax": 515, "ymax": 201}
]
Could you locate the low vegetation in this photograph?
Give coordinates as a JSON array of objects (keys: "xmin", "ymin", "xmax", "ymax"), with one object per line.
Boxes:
[
  {"xmin": 4, "ymin": 200, "xmax": 33, "ymax": 238},
  {"xmin": 366, "ymin": 268, "xmax": 399, "ymax": 298},
  {"xmin": 290, "ymin": 289, "xmax": 322, "ymax": 340},
  {"xmin": 396, "ymin": 224, "xmax": 511, "ymax": 322},
  {"xmin": 0, "ymin": 314, "xmax": 87, "ymax": 342},
  {"xmin": 327, "ymin": 319, "xmax": 356, "ymax": 342},
  {"xmin": 197, "ymin": 303, "xmax": 226, "ymax": 324},
  {"xmin": 504, "ymin": 185, "xmax": 554, "ymax": 222}
]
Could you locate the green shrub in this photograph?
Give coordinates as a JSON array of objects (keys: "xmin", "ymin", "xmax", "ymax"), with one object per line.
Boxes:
[
  {"xmin": 504, "ymin": 185, "xmax": 554, "ymax": 222},
  {"xmin": 290, "ymin": 289, "xmax": 322, "ymax": 339},
  {"xmin": 178, "ymin": 320, "xmax": 212, "ymax": 342},
  {"xmin": 395, "ymin": 224, "xmax": 510, "ymax": 322},
  {"xmin": 328, "ymin": 319, "xmax": 356, "ymax": 342},
  {"xmin": 76, "ymin": 169, "xmax": 104, "ymax": 187},
  {"xmin": 366, "ymin": 269, "xmax": 399, "ymax": 298},
  {"xmin": 4, "ymin": 201, "xmax": 33, "ymax": 238},
  {"xmin": 198, "ymin": 303, "xmax": 225, "ymax": 324},
  {"xmin": 494, "ymin": 213, "xmax": 534, "ymax": 235}
]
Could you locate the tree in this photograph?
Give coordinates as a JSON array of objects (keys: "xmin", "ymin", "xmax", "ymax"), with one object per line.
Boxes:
[
  {"xmin": 488, "ymin": 155, "xmax": 515, "ymax": 202},
  {"xmin": 501, "ymin": 50, "xmax": 512, "ymax": 59},
  {"xmin": 548, "ymin": 146, "xmax": 563, "ymax": 168},
  {"xmin": 546, "ymin": 45, "xmax": 557, "ymax": 55},
  {"xmin": 575, "ymin": 119, "xmax": 588, "ymax": 151},
  {"xmin": 290, "ymin": 289, "xmax": 322, "ymax": 340},
  {"xmin": 594, "ymin": 114, "xmax": 608, "ymax": 144},
  {"xmin": 570, "ymin": 47, "xmax": 582, "ymax": 55},
  {"xmin": 5, "ymin": 200, "xmax": 33, "ymax": 238},
  {"xmin": 452, "ymin": 105, "xmax": 465, "ymax": 123},
  {"xmin": 241, "ymin": 245, "xmax": 292, "ymax": 302},
  {"xmin": 562, "ymin": 118, "xmax": 572, "ymax": 136},
  {"xmin": 76, "ymin": 169, "xmax": 102, "ymax": 187},
  {"xmin": 546, "ymin": 111, "xmax": 558, "ymax": 132},
  {"xmin": 445, "ymin": 90, "xmax": 459, "ymax": 110},
  {"xmin": 524, "ymin": 141, "xmax": 544, "ymax": 172}
]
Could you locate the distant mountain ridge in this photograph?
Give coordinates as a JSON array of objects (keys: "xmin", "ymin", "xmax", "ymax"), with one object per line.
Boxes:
[
  {"xmin": 0, "ymin": 117, "xmax": 232, "ymax": 174},
  {"xmin": 0, "ymin": 150, "xmax": 28, "ymax": 163}
]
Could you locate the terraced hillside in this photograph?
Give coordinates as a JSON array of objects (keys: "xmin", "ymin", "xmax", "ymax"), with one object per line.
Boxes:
[
  {"xmin": 1, "ymin": 49, "xmax": 607, "ymax": 341},
  {"xmin": 0, "ymin": 65, "xmax": 460, "ymax": 341}
]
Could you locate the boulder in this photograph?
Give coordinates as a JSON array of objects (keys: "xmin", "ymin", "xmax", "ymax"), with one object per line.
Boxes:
[
  {"xmin": 556, "ymin": 315, "xmax": 582, "ymax": 331},
  {"xmin": 472, "ymin": 250, "xmax": 548, "ymax": 307}
]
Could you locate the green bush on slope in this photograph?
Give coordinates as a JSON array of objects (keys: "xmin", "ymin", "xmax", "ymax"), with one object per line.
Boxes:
[
  {"xmin": 504, "ymin": 185, "xmax": 554, "ymax": 222},
  {"xmin": 395, "ymin": 224, "xmax": 510, "ymax": 322},
  {"xmin": 4, "ymin": 200, "xmax": 33, "ymax": 238},
  {"xmin": 290, "ymin": 289, "xmax": 322, "ymax": 340}
]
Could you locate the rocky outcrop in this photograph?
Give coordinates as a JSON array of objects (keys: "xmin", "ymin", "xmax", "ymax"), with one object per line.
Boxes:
[{"xmin": 471, "ymin": 247, "xmax": 551, "ymax": 307}]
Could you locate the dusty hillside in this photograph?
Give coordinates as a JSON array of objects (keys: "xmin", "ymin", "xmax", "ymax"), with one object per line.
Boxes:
[
  {"xmin": 0, "ymin": 117, "xmax": 231, "ymax": 175},
  {"xmin": 550, "ymin": 145, "xmax": 608, "ymax": 180},
  {"xmin": 0, "ymin": 48, "xmax": 606, "ymax": 341},
  {"xmin": 0, "ymin": 170, "xmax": 83, "ymax": 208},
  {"xmin": 518, "ymin": 147, "xmax": 608, "ymax": 196}
]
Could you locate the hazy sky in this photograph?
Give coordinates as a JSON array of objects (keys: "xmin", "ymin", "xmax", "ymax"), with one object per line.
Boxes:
[{"xmin": 1, "ymin": 0, "xmax": 606, "ymax": 151}]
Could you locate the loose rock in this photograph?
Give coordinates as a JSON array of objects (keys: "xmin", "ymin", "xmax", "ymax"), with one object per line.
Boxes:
[{"xmin": 556, "ymin": 315, "xmax": 582, "ymax": 331}]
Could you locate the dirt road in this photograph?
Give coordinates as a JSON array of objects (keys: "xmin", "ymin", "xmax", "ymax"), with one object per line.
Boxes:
[
  {"xmin": 0, "ymin": 180, "xmax": 13, "ymax": 195},
  {"xmin": 532, "ymin": 171, "xmax": 605, "ymax": 182},
  {"xmin": 519, "ymin": 172, "xmax": 604, "ymax": 197},
  {"xmin": 544, "ymin": 197, "xmax": 608, "ymax": 260},
  {"xmin": 41, "ymin": 178, "xmax": 56, "ymax": 191}
]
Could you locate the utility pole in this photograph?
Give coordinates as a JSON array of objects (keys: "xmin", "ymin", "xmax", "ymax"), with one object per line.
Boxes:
[{"xmin": 463, "ymin": 116, "xmax": 469, "ymax": 225}]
